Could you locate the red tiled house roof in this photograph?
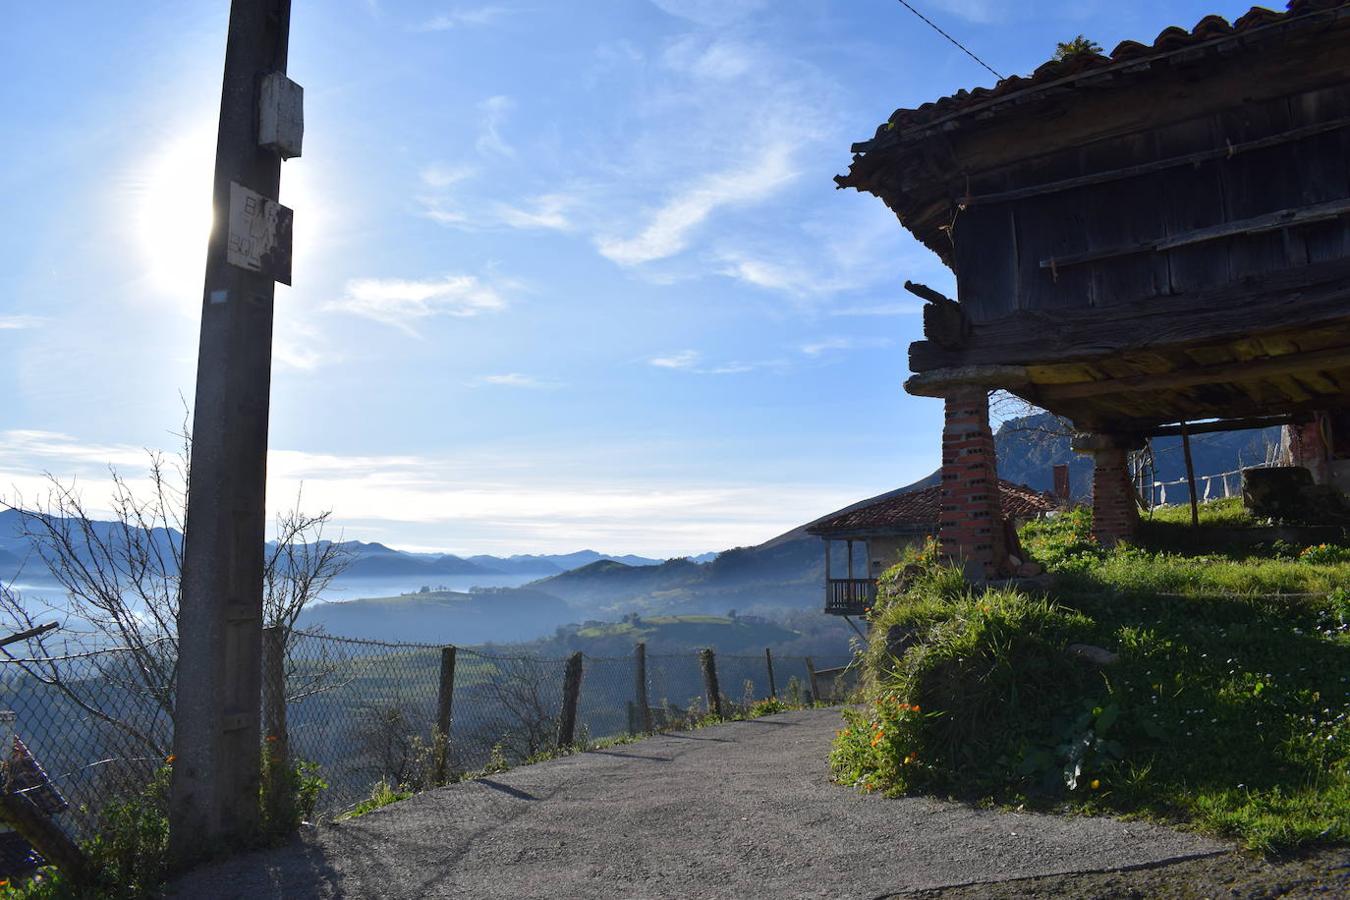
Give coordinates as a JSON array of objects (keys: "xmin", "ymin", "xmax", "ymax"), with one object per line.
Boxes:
[{"xmin": 806, "ymin": 480, "xmax": 1055, "ymax": 538}]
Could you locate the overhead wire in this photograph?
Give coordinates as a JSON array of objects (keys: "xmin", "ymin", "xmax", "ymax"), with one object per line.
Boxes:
[{"xmin": 895, "ymin": 0, "xmax": 1005, "ymax": 81}]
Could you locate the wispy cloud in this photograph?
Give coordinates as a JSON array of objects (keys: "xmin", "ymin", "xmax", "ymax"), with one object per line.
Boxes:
[
  {"xmin": 0, "ymin": 315, "xmax": 43, "ymax": 330},
  {"xmin": 596, "ymin": 143, "xmax": 796, "ymax": 266},
  {"xmin": 647, "ymin": 350, "xmax": 774, "ymax": 376},
  {"xmin": 649, "ymin": 350, "xmax": 700, "ymax": 370},
  {"xmin": 799, "ymin": 336, "xmax": 893, "ymax": 356},
  {"xmin": 419, "ymin": 163, "xmax": 476, "ymax": 189},
  {"xmin": 648, "ymin": 0, "xmax": 767, "ymax": 27},
  {"xmin": 423, "ymin": 191, "xmax": 576, "ymax": 233},
  {"xmin": 331, "ymin": 274, "xmax": 507, "ymax": 335},
  {"xmin": 470, "ymin": 373, "xmax": 562, "ymax": 389},
  {"xmin": 931, "ymin": 0, "xmax": 1008, "ymax": 24},
  {"xmin": 476, "ymin": 95, "xmax": 516, "ymax": 158},
  {"xmin": 828, "ymin": 303, "xmax": 922, "ymax": 317},
  {"xmin": 416, "ymin": 5, "xmax": 512, "ymax": 32}
]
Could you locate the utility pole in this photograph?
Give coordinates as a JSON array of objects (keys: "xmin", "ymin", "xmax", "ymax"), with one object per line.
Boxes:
[{"xmin": 169, "ymin": 0, "xmax": 300, "ymax": 864}]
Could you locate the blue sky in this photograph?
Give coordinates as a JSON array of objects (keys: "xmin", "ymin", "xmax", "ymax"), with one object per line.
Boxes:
[{"xmin": 0, "ymin": 0, "xmax": 1262, "ymax": 555}]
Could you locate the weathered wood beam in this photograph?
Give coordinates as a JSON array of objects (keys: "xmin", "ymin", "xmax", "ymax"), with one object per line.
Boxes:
[
  {"xmin": 909, "ymin": 260, "xmax": 1350, "ymax": 372},
  {"xmin": 1037, "ymin": 345, "xmax": 1350, "ymax": 402},
  {"xmin": 965, "ymin": 116, "xmax": 1350, "ymax": 209},
  {"xmin": 909, "ymin": 280, "xmax": 970, "ymax": 350},
  {"xmin": 1145, "ymin": 414, "xmax": 1298, "ymax": 439},
  {"xmin": 1039, "ymin": 197, "xmax": 1350, "ymax": 271},
  {"xmin": 905, "ymin": 365, "xmax": 1030, "ymax": 398}
]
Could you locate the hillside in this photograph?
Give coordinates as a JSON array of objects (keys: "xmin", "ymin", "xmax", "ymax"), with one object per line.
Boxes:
[
  {"xmin": 297, "ymin": 587, "xmax": 573, "ymax": 645},
  {"xmin": 513, "ymin": 613, "xmax": 800, "ymax": 657}
]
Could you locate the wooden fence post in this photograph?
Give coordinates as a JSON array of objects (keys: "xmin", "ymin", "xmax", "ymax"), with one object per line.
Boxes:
[
  {"xmin": 634, "ymin": 642, "xmax": 653, "ymax": 733},
  {"xmin": 805, "ymin": 657, "xmax": 818, "ymax": 705},
  {"xmin": 261, "ymin": 625, "xmax": 288, "ymax": 812},
  {"xmin": 699, "ymin": 648, "xmax": 723, "ymax": 719},
  {"xmin": 764, "ymin": 648, "xmax": 777, "ymax": 699},
  {"xmin": 433, "ymin": 646, "xmax": 457, "ymax": 784},
  {"xmin": 557, "ymin": 652, "xmax": 584, "ymax": 749}
]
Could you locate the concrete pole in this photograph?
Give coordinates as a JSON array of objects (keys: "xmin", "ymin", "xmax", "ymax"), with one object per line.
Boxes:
[{"xmin": 169, "ymin": 0, "xmax": 293, "ymax": 865}]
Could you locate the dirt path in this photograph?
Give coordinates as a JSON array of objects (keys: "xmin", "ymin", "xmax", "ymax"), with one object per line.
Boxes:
[{"xmin": 169, "ymin": 709, "xmax": 1226, "ymax": 899}]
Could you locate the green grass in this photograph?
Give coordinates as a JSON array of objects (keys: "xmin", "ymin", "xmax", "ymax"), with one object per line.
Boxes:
[{"xmin": 833, "ymin": 510, "xmax": 1350, "ymax": 853}]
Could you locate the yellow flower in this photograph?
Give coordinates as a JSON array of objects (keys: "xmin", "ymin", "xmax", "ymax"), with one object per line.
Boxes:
[
  {"xmin": 1090, "ymin": 779, "xmax": 1101, "ymax": 790},
  {"xmin": 165, "ymin": 754, "xmax": 176, "ymax": 765}
]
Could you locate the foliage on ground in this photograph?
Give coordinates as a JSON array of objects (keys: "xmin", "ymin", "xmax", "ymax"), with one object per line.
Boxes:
[{"xmin": 833, "ymin": 509, "xmax": 1350, "ymax": 853}]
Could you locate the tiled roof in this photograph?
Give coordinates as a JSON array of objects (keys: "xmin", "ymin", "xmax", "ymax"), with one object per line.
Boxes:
[
  {"xmin": 839, "ymin": 1, "xmax": 1348, "ymax": 164},
  {"xmin": 806, "ymin": 479, "xmax": 1055, "ymax": 536}
]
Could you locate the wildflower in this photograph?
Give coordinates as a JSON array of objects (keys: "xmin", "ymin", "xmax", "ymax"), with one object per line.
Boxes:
[
  {"xmin": 871, "ymin": 730, "xmax": 885, "ymax": 747},
  {"xmin": 165, "ymin": 754, "xmax": 176, "ymax": 765},
  {"xmin": 266, "ymin": 734, "xmax": 279, "ymax": 743},
  {"xmin": 903, "ymin": 752, "xmax": 919, "ymax": 765},
  {"xmin": 1090, "ymin": 779, "xmax": 1101, "ymax": 790}
]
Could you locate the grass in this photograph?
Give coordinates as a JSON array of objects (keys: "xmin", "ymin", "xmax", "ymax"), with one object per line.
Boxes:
[{"xmin": 833, "ymin": 508, "xmax": 1350, "ymax": 854}]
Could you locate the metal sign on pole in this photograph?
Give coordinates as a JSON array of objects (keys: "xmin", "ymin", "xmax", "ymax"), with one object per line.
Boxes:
[{"xmin": 169, "ymin": 0, "xmax": 300, "ymax": 864}]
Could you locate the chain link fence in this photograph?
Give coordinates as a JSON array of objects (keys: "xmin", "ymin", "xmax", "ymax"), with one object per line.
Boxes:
[{"xmin": 2, "ymin": 625, "xmax": 854, "ymax": 847}]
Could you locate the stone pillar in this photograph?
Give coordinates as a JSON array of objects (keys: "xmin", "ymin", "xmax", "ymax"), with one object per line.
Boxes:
[
  {"xmin": 1285, "ymin": 415, "xmax": 1331, "ymax": 485},
  {"xmin": 938, "ymin": 388, "xmax": 1006, "ymax": 578},
  {"xmin": 1090, "ymin": 446, "xmax": 1139, "ymax": 547}
]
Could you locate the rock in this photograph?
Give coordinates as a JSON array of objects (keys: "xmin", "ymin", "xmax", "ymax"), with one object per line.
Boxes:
[{"xmin": 1067, "ymin": 643, "xmax": 1120, "ymax": 666}]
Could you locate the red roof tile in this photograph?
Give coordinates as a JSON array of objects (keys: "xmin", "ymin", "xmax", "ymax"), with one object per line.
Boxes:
[
  {"xmin": 839, "ymin": 1, "xmax": 1348, "ymax": 165},
  {"xmin": 806, "ymin": 479, "xmax": 1055, "ymax": 536}
]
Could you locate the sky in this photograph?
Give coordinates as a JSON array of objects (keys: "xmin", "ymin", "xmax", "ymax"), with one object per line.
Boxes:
[{"xmin": 0, "ymin": 0, "xmax": 1269, "ymax": 556}]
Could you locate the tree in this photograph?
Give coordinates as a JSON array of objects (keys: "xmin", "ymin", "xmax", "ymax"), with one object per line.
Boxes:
[
  {"xmin": 1054, "ymin": 35, "xmax": 1103, "ymax": 61},
  {"xmin": 0, "ymin": 424, "xmax": 350, "ymax": 758}
]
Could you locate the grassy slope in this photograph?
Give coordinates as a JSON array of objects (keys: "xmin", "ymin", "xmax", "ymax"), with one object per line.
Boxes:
[{"xmin": 832, "ymin": 501, "xmax": 1350, "ymax": 853}]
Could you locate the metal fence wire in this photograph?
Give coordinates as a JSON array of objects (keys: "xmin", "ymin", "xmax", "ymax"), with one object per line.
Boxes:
[{"xmin": 2, "ymin": 626, "xmax": 854, "ymax": 841}]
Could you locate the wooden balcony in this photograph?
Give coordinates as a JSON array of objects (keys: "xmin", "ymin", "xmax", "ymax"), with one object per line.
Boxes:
[{"xmin": 824, "ymin": 578, "xmax": 877, "ymax": 616}]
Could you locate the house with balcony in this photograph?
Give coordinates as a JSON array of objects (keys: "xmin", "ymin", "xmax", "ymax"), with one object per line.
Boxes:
[{"xmin": 807, "ymin": 480, "xmax": 1055, "ymax": 616}]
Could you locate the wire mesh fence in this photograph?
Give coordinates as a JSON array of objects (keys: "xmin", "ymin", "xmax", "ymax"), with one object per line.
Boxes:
[{"xmin": 2, "ymin": 625, "xmax": 855, "ymax": 845}]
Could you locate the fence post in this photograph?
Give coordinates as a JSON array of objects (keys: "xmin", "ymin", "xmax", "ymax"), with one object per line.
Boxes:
[
  {"xmin": 764, "ymin": 648, "xmax": 777, "ymax": 699},
  {"xmin": 699, "ymin": 648, "xmax": 723, "ymax": 719},
  {"xmin": 557, "ymin": 651, "xmax": 584, "ymax": 749},
  {"xmin": 261, "ymin": 625, "xmax": 288, "ymax": 812},
  {"xmin": 433, "ymin": 646, "xmax": 457, "ymax": 785},
  {"xmin": 634, "ymin": 642, "xmax": 653, "ymax": 733},
  {"xmin": 805, "ymin": 657, "xmax": 819, "ymax": 705},
  {"xmin": 0, "ymin": 793, "xmax": 91, "ymax": 886}
]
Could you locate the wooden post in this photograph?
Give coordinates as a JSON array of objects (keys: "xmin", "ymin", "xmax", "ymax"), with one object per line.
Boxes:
[
  {"xmin": 260, "ymin": 626, "xmax": 287, "ymax": 815},
  {"xmin": 805, "ymin": 657, "xmax": 819, "ymax": 705},
  {"xmin": 0, "ymin": 793, "xmax": 92, "ymax": 886},
  {"xmin": 765, "ymin": 648, "xmax": 777, "ymax": 699},
  {"xmin": 699, "ymin": 648, "xmax": 723, "ymax": 719},
  {"xmin": 557, "ymin": 652, "xmax": 583, "ymax": 749},
  {"xmin": 1181, "ymin": 422, "xmax": 1200, "ymax": 528},
  {"xmin": 634, "ymin": 642, "xmax": 652, "ymax": 734},
  {"xmin": 433, "ymin": 646, "xmax": 457, "ymax": 784},
  {"xmin": 171, "ymin": 0, "xmax": 295, "ymax": 863},
  {"xmin": 847, "ymin": 539, "xmax": 854, "ymax": 580}
]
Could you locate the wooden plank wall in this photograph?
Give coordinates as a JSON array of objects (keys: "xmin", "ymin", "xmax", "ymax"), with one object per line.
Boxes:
[{"xmin": 950, "ymin": 84, "xmax": 1350, "ymax": 324}]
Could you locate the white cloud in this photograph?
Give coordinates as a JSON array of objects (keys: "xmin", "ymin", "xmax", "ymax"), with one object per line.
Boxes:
[
  {"xmin": 495, "ymin": 193, "xmax": 574, "ymax": 231},
  {"xmin": 419, "ymin": 163, "xmax": 476, "ymax": 189},
  {"xmin": 476, "ymin": 95, "xmax": 516, "ymax": 158},
  {"xmin": 649, "ymin": 350, "xmax": 700, "ymax": 370},
  {"xmin": 331, "ymin": 274, "xmax": 507, "ymax": 334},
  {"xmin": 596, "ymin": 143, "xmax": 796, "ymax": 266},
  {"xmin": 416, "ymin": 6, "xmax": 511, "ymax": 31},
  {"xmin": 648, "ymin": 0, "xmax": 767, "ymax": 27},
  {"xmin": 471, "ymin": 373, "xmax": 561, "ymax": 389},
  {"xmin": 800, "ymin": 336, "xmax": 893, "ymax": 356},
  {"xmin": 0, "ymin": 316, "xmax": 42, "ymax": 330},
  {"xmin": 663, "ymin": 36, "xmax": 752, "ymax": 80}
]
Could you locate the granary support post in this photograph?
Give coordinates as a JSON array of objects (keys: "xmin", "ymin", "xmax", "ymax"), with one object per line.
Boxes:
[
  {"xmin": 938, "ymin": 386, "xmax": 1006, "ymax": 578},
  {"xmin": 1285, "ymin": 413, "xmax": 1332, "ymax": 485},
  {"xmin": 1073, "ymin": 432, "xmax": 1143, "ymax": 547}
]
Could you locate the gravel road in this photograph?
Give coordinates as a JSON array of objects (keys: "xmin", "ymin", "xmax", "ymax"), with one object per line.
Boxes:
[{"xmin": 169, "ymin": 708, "xmax": 1226, "ymax": 899}]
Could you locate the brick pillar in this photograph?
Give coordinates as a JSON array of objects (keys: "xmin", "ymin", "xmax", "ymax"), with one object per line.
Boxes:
[
  {"xmin": 1286, "ymin": 415, "xmax": 1330, "ymax": 485},
  {"xmin": 938, "ymin": 388, "xmax": 1006, "ymax": 578},
  {"xmin": 1090, "ymin": 447, "xmax": 1139, "ymax": 547}
]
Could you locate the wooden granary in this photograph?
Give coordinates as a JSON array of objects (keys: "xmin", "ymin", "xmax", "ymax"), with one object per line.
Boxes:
[{"xmin": 838, "ymin": 0, "xmax": 1350, "ymax": 572}]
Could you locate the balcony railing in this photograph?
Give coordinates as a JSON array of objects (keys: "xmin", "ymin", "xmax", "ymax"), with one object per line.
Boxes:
[{"xmin": 824, "ymin": 578, "xmax": 877, "ymax": 616}]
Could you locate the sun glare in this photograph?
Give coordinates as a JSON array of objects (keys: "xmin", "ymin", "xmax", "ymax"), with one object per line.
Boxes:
[{"xmin": 134, "ymin": 126, "xmax": 216, "ymax": 301}]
